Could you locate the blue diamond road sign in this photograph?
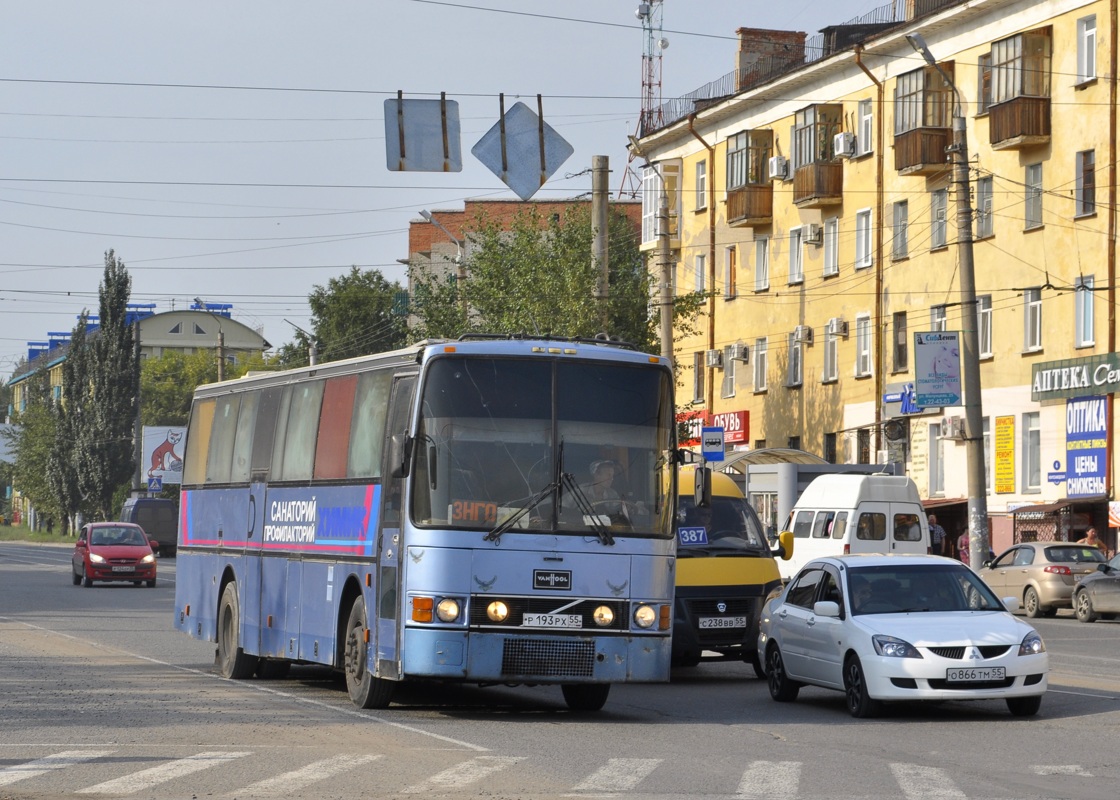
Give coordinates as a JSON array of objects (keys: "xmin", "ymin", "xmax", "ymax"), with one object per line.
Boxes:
[{"xmin": 471, "ymin": 101, "xmax": 574, "ymax": 200}]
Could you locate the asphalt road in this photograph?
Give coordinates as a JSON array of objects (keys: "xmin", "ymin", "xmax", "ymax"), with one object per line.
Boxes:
[{"xmin": 2, "ymin": 541, "xmax": 1119, "ymax": 800}]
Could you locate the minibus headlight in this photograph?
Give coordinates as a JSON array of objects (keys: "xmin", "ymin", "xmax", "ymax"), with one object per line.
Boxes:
[
  {"xmin": 633, "ymin": 604, "xmax": 657, "ymax": 628},
  {"xmin": 592, "ymin": 605, "xmax": 615, "ymax": 626},
  {"xmin": 487, "ymin": 601, "xmax": 509, "ymax": 623},
  {"xmin": 436, "ymin": 598, "xmax": 461, "ymax": 623}
]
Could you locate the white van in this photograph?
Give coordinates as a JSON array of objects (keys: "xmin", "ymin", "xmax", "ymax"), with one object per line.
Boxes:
[{"xmin": 777, "ymin": 473, "xmax": 929, "ymax": 581}]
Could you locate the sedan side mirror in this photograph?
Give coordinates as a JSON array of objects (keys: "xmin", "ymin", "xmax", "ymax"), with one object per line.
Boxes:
[{"xmin": 812, "ymin": 600, "xmax": 841, "ymax": 618}]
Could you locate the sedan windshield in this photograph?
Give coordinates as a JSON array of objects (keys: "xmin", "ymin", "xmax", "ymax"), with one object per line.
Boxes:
[{"xmin": 848, "ymin": 563, "xmax": 1005, "ymax": 615}]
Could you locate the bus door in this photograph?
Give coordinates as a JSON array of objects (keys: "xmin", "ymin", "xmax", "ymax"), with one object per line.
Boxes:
[
  {"xmin": 249, "ymin": 387, "xmax": 285, "ymax": 658},
  {"xmin": 373, "ymin": 374, "xmax": 415, "ymax": 680}
]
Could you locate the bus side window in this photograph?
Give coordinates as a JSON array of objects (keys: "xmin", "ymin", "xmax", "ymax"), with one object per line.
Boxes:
[
  {"xmin": 792, "ymin": 510, "xmax": 814, "ymax": 538},
  {"xmin": 183, "ymin": 398, "xmax": 216, "ymax": 486},
  {"xmin": 348, "ymin": 370, "xmax": 392, "ymax": 479},
  {"xmin": 251, "ymin": 388, "xmax": 283, "ymax": 477},
  {"xmin": 230, "ymin": 390, "xmax": 259, "ymax": 484},
  {"xmin": 812, "ymin": 511, "xmax": 834, "ymax": 538},
  {"xmin": 206, "ymin": 394, "xmax": 241, "ymax": 484},
  {"xmin": 382, "ymin": 375, "xmax": 416, "ymax": 527},
  {"xmin": 831, "ymin": 511, "xmax": 848, "ymax": 539}
]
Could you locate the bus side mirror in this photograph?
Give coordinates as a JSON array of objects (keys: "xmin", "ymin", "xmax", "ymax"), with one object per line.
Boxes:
[
  {"xmin": 389, "ymin": 434, "xmax": 413, "ymax": 478},
  {"xmin": 694, "ymin": 466, "xmax": 712, "ymax": 509},
  {"xmin": 773, "ymin": 530, "xmax": 794, "ymax": 561}
]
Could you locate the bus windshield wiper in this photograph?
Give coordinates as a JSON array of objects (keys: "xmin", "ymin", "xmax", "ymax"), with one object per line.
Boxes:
[
  {"xmin": 483, "ymin": 482, "xmax": 556, "ymax": 544},
  {"xmin": 561, "ymin": 472, "xmax": 614, "ymax": 546}
]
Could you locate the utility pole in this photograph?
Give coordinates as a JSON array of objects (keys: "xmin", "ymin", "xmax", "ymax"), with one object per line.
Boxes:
[
  {"xmin": 908, "ymin": 34, "xmax": 988, "ymax": 568},
  {"xmin": 658, "ymin": 181, "xmax": 673, "ymax": 364},
  {"xmin": 591, "ymin": 155, "xmax": 610, "ymax": 330}
]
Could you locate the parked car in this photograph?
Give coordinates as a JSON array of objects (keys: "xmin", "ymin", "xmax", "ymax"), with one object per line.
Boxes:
[
  {"xmin": 1072, "ymin": 553, "xmax": 1120, "ymax": 622},
  {"xmin": 979, "ymin": 542, "xmax": 1108, "ymax": 618},
  {"xmin": 757, "ymin": 554, "xmax": 1049, "ymax": 718},
  {"xmin": 71, "ymin": 522, "xmax": 157, "ymax": 588},
  {"xmin": 120, "ymin": 496, "xmax": 178, "ymax": 557}
]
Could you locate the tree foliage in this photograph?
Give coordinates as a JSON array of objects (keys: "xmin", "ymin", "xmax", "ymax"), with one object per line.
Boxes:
[
  {"xmin": 3, "ymin": 371, "xmax": 59, "ymax": 524},
  {"xmin": 140, "ymin": 349, "xmax": 273, "ymax": 427}
]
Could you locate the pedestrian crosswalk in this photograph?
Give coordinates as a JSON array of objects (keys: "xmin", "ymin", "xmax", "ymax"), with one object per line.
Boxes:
[{"xmin": 0, "ymin": 749, "xmax": 1099, "ymax": 797}]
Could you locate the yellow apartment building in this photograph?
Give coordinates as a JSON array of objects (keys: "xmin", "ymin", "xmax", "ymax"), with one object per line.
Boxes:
[{"xmin": 635, "ymin": 0, "xmax": 1115, "ymax": 551}]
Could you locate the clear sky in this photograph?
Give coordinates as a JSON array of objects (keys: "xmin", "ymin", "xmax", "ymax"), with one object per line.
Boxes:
[{"xmin": 1, "ymin": 0, "xmax": 881, "ymax": 382}]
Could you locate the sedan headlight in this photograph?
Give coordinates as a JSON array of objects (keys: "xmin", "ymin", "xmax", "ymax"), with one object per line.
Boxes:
[
  {"xmin": 872, "ymin": 634, "xmax": 922, "ymax": 659},
  {"xmin": 89, "ymin": 553, "xmax": 106, "ymax": 564},
  {"xmin": 141, "ymin": 554, "xmax": 156, "ymax": 564},
  {"xmin": 1018, "ymin": 631, "xmax": 1046, "ymax": 656}
]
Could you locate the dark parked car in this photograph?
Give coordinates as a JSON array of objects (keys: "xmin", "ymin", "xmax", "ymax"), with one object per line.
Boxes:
[
  {"xmin": 1072, "ymin": 553, "xmax": 1120, "ymax": 623},
  {"xmin": 71, "ymin": 522, "xmax": 157, "ymax": 588}
]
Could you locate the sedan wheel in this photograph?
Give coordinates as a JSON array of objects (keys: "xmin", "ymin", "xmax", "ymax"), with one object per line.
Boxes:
[
  {"xmin": 1006, "ymin": 695, "xmax": 1042, "ymax": 717},
  {"xmin": 844, "ymin": 655, "xmax": 882, "ymax": 719},
  {"xmin": 72, "ymin": 568, "xmax": 81, "ymax": 586},
  {"xmin": 1023, "ymin": 587, "xmax": 1042, "ymax": 619},
  {"xmin": 1075, "ymin": 590, "xmax": 1098, "ymax": 623},
  {"xmin": 765, "ymin": 644, "xmax": 800, "ymax": 702}
]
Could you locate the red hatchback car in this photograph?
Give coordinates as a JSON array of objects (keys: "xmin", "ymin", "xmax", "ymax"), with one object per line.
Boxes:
[{"xmin": 71, "ymin": 522, "xmax": 157, "ymax": 588}]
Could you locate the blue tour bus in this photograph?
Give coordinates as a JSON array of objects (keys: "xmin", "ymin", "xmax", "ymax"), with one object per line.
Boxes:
[{"xmin": 173, "ymin": 335, "xmax": 678, "ymax": 710}]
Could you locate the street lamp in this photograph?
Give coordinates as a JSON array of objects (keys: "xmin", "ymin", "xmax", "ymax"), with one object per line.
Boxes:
[
  {"xmin": 193, "ymin": 297, "xmax": 226, "ymax": 382},
  {"xmin": 418, "ymin": 210, "xmax": 466, "ymax": 313},
  {"xmin": 906, "ymin": 33, "xmax": 989, "ymax": 568}
]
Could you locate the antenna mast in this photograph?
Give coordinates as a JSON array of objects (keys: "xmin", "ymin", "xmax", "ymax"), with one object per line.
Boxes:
[{"xmin": 619, "ymin": 1, "xmax": 667, "ymax": 198}]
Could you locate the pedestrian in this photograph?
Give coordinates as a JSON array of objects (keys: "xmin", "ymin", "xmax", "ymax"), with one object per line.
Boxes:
[
  {"xmin": 1077, "ymin": 527, "xmax": 1107, "ymax": 553},
  {"xmin": 928, "ymin": 513, "xmax": 947, "ymax": 555},
  {"xmin": 956, "ymin": 527, "xmax": 970, "ymax": 567}
]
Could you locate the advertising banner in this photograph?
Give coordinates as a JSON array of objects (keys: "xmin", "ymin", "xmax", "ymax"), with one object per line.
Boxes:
[
  {"xmin": 1065, "ymin": 396, "xmax": 1107, "ymax": 497},
  {"xmin": 143, "ymin": 426, "xmax": 186, "ymax": 486}
]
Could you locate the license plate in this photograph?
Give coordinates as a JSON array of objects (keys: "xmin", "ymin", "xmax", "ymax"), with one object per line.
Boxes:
[
  {"xmin": 946, "ymin": 667, "xmax": 1006, "ymax": 682},
  {"xmin": 522, "ymin": 613, "xmax": 582, "ymax": 628},
  {"xmin": 111, "ymin": 566, "xmax": 135, "ymax": 573},
  {"xmin": 699, "ymin": 616, "xmax": 746, "ymax": 629}
]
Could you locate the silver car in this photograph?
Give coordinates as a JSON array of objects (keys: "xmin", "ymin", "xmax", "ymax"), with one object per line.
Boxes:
[{"xmin": 979, "ymin": 542, "xmax": 1107, "ymax": 618}]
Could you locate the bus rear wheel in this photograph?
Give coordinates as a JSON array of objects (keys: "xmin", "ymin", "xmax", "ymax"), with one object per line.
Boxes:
[
  {"xmin": 561, "ymin": 683, "xmax": 610, "ymax": 712},
  {"xmin": 217, "ymin": 582, "xmax": 258, "ymax": 679},
  {"xmin": 344, "ymin": 599, "xmax": 395, "ymax": 709}
]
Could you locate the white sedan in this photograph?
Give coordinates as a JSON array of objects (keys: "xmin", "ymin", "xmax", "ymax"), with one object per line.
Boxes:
[{"xmin": 757, "ymin": 554, "xmax": 1048, "ymax": 717}]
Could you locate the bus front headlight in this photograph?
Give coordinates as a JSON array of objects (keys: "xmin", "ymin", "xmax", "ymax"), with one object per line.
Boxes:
[
  {"xmin": 436, "ymin": 598, "xmax": 461, "ymax": 622},
  {"xmin": 486, "ymin": 600, "xmax": 509, "ymax": 623},
  {"xmin": 633, "ymin": 604, "xmax": 657, "ymax": 628},
  {"xmin": 592, "ymin": 605, "xmax": 615, "ymax": 626}
]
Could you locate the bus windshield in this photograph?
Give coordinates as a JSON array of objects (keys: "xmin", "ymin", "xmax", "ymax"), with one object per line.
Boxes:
[{"xmin": 413, "ymin": 355, "xmax": 675, "ymax": 538}]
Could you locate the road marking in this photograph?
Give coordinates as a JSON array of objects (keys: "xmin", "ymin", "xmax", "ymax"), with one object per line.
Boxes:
[
  {"xmin": 737, "ymin": 760, "xmax": 800, "ymax": 799},
  {"xmin": 571, "ymin": 758, "xmax": 661, "ymax": 792},
  {"xmin": 890, "ymin": 764, "xmax": 966, "ymax": 799},
  {"xmin": 76, "ymin": 751, "xmax": 250, "ymax": 794},
  {"xmin": 401, "ymin": 756, "xmax": 524, "ymax": 794},
  {"xmin": 1034, "ymin": 764, "xmax": 1094, "ymax": 776},
  {"xmin": 0, "ymin": 750, "xmax": 114, "ymax": 787},
  {"xmin": 237, "ymin": 753, "xmax": 381, "ymax": 795}
]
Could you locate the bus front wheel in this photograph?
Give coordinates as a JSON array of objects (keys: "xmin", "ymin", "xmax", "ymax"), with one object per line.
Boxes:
[
  {"xmin": 560, "ymin": 683, "xmax": 610, "ymax": 712},
  {"xmin": 217, "ymin": 583, "xmax": 258, "ymax": 680},
  {"xmin": 344, "ymin": 599, "xmax": 395, "ymax": 709}
]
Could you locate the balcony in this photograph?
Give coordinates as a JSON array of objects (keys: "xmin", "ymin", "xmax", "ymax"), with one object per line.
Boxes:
[
  {"xmin": 727, "ymin": 184, "xmax": 773, "ymax": 225},
  {"xmin": 894, "ymin": 127, "xmax": 950, "ymax": 175},
  {"xmin": 793, "ymin": 163, "xmax": 843, "ymax": 208},
  {"xmin": 989, "ymin": 96, "xmax": 1050, "ymax": 150}
]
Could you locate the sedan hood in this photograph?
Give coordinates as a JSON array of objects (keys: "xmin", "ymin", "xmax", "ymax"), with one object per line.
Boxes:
[
  {"xmin": 854, "ymin": 611, "xmax": 1033, "ymax": 645},
  {"xmin": 90, "ymin": 544, "xmax": 153, "ymax": 559}
]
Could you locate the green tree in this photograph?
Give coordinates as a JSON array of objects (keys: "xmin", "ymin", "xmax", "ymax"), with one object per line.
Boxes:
[
  {"xmin": 408, "ymin": 204, "xmax": 705, "ymax": 353},
  {"xmin": 3, "ymin": 371, "xmax": 60, "ymax": 526},
  {"xmin": 72, "ymin": 251, "xmax": 139, "ymax": 520},
  {"xmin": 140, "ymin": 349, "xmax": 274, "ymax": 427},
  {"xmin": 47, "ymin": 316, "xmax": 90, "ymax": 533}
]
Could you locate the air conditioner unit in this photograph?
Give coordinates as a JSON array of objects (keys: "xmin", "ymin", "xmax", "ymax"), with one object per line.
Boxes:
[
  {"xmin": 705, "ymin": 348, "xmax": 724, "ymax": 369},
  {"xmin": 768, "ymin": 155, "xmax": 789, "ymax": 181},
  {"xmin": 828, "ymin": 318, "xmax": 849, "ymax": 338},
  {"xmin": 834, "ymin": 131, "xmax": 857, "ymax": 159},
  {"xmin": 794, "ymin": 325, "xmax": 814, "ymax": 345},
  {"xmin": 728, "ymin": 343, "xmax": 749, "ymax": 362},
  {"xmin": 804, "ymin": 223, "xmax": 823, "ymax": 245}
]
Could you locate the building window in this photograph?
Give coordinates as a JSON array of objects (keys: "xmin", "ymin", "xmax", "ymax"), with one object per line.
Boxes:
[
  {"xmin": 727, "ymin": 131, "xmax": 748, "ymax": 194},
  {"xmin": 857, "ymin": 429, "xmax": 871, "ymax": 464},
  {"xmin": 977, "ymin": 294, "xmax": 993, "ymax": 357},
  {"xmin": 722, "ymin": 345, "xmax": 737, "ymax": 399},
  {"xmin": 991, "ymin": 29, "xmax": 1052, "ymax": 105},
  {"xmin": 894, "ymin": 65, "xmax": 952, "ymax": 134},
  {"xmin": 823, "ymin": 433, "xmax": 837, "ymax": 463},
  {"xmin": 695, "ymin": 253, "xmax": 706, "ymax": 293},
  {"xmin": 788, "ymin": 332, "xmax": 803, "ymax": 387},
  {"xmin": 975, "ymin": 176, "xmax": 994, "ymax": 238},
  {"xmin": 753, "ymin": 337, "xmax": 768, "ymax": 392},
  {"xmin": 929, "ymin": 423, "xmax": 946, "ymax": 496},
  {"xmin": 1076, "ymin": 150, "xmax": 1096, "ymax": 217},
  {"xmin": 1075, "ymin": 275, "xmax": 1094, "ymax": 347},
  {"xmin": 855, "ymin": 209, "xmax": 873, "ymax": 269},
  {"xmin": 694, "ymin": 159, "xmax": 707, "ymax": 210},
  {"xmin": 692, "ymin": 352, "xmax": 705, "ymax": 403},
  {"xmin": 754, "ymin": 237, "xmax": 770, "ymax": 291},
  {"xmin": 1023, "ymin": 411, "xmax": 1041, "ymax": 492},
  {"xmin": 823, "ymin": 328, "xmax": 839, "ymax": 382},
  {"xmin": 1025, "ymin": 163, "xmax": 1043, "ymax": 229},
  {"xmin": 977, "ymin": 52, "xmax": 992, "ymax": 113},
  {"xmin": 789, "ymin": 228, "xmax": 804, "ymax": 284},
  {"xmin": 641, "ymin": 165, "xmax": 662, "ymax": 245},
  {"xmin": 931, "ymin": 305, "xmax": 947, "ymax": 332},
  {"xmin": 892, "ymin": 201, "xmax": 909, "ymax": 260},
  {"xmin": 857, "ymin": 99, "xmax": 873, "ymax": 155},
  {"xmin": 1024, "ymin": 287, "xmax": 1042, "ymax": 351},
  {"xmin": 788, "ymin": 435, "xmax": 801, "ymax": 450},
  {"xmin": 930, "ymin": 188, "xmax": 948, "ymax": 249},
  {"xmin": 791, "ymin": 105, "xmax": 841, "ymax": 169},
  {"xmin": 823, "ymin": 218, "xmax": 839, "ymax": 276},
  {"xmin": 855, "ymin": 315, "xmax": 872, "ymax": 377},
  {"xmin": 1077, "ymin": 16, "xmax": 1097, "ymax": 84},
  {"xmin": 723, "ymin": 245, "xmax": 737, "ymax": 299},
  {"xmin": 893, "ymin": 312, "xmax": 908, "ymax": 372}
]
